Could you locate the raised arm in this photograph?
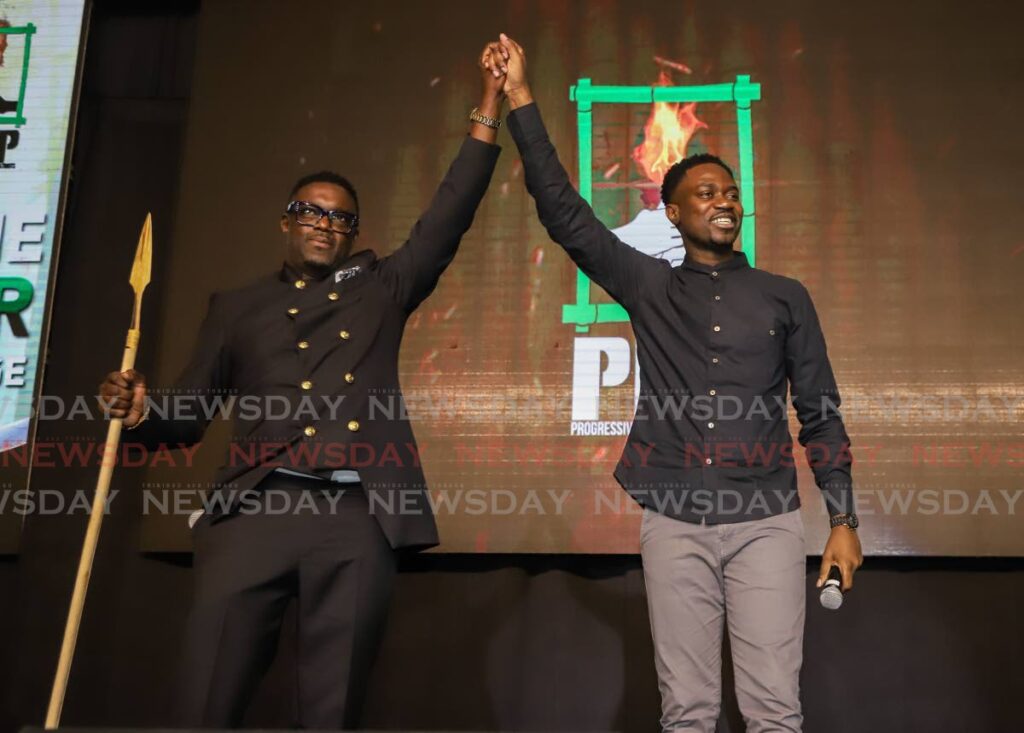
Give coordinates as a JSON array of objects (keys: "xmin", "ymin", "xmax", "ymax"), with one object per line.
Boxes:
[
  {"xmin": 375, "ymin": 42, "xmax": 505, "ymax": 312},
  {"xmin": 498, "ymin": 34, "xmax": 660, "ymax": 310}
]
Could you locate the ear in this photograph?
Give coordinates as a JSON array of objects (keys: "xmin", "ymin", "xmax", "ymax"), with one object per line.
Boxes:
[
  {"xmin": 279, "ymin": 214, "xmax": 290, "ymax": 233},
  {"xmin": 664, "ymin": 203, "xmax": 680, "ymax": 226}
]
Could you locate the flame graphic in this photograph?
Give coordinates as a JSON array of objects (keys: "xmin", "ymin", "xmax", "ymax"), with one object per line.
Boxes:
[{"xmin": 632, "ymin": 72, "xmax": 708, "ymax": 185}]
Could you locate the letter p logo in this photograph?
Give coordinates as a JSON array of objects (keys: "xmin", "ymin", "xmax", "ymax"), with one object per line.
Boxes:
[{"xmin": 571, "ymin": 337, "xmax": 632, "ymax": 421}]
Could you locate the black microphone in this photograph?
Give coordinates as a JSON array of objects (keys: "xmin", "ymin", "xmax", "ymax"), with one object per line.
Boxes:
[{"xmin": 819, "ymin": 565, "xmax": 843, "ymax": 610}]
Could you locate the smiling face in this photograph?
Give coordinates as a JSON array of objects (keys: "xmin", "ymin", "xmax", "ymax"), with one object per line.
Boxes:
[
  {"xmin": 280, "ymin": 181, "xmax": 358, "ymax": 277},
  {"xmin": 664, "ymin": 162, "xmax": 743, "ymax": 253}
]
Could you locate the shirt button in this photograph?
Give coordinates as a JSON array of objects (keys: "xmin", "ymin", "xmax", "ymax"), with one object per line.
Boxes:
[
  {"xmin": 347, "ymin": 420, "xmax": 360, "ymax": 432},
  {"xmin": 708, "ymin": 422, "xmax": 715, "ymax": 429},
  {"xmin": 294, "ymin": 280, "xmax": 306, "ymax": 290},
  {"xmin": 328, "ymin": 292, "xmax": 340, "ymax": 301},
  {"xmin": 300, "ymin": 380, "xmax": 313, "ymax": 390},
  {"xmin": 709, "ymin": 389, "xmax": 716, "ymax": 396},
  {"xmin": 339, "ymin": 330, "xmax": 351, "ymax": 340},
  {"xmin": 713, "ymin": 325, "xmax": 721, "ymax": 332},
  {"xmin": 712, "ymin": 357, "xmax": 719, "ymax": 364},
  {"xmin": 769, "ymin": 329, "xmax": 776, "ymax": 336},
  {"xmin": 714, "ymin": 295, "xmax": 721, "ymax": 301},
  {"xmin": 304, "ymin": 426, "xmax": 317, "ymax": 437},
  {"xmin": 344, "ymin": 372, "xmax": 355, "ymax": 384},
  {"xmin": 711, "ymin": 271, "xmax": 719, "ymax": 277},
  {"xmin": 287, "ymin": 307, "xmax": 299, "ymax": 316},
  {"xmin": 705, "ymin": 457, "xmax": 713, "ymax": 465},
  {"xmin": 298, "ymin": 340, "xmax": 309, "ymax": 350}
]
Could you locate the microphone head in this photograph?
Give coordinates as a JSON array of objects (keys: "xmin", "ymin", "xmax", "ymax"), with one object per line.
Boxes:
[{"xmin": 819, "ymin": 584, "xmax": 844, "ymax": 610}]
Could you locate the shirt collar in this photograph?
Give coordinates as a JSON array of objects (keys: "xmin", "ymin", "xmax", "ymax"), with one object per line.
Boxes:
[
  {"xmin": 279, "ymin": 261, "xmax": 328, "ymax": 283},
  {"xmin": 279, "ymin": 249, "xmax": 377, "ymax": 284},
  {"xmin": 680, "ymin": 250, "xmax": 750, "ymax": 274},
  {"xmin": 280, "ymin": 262, "xmax": 299, "ymax": 283}
]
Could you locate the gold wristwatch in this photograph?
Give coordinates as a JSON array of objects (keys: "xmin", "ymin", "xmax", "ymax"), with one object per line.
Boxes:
[{"xmin": 469, "ymin": 107, "xmax": 501, "ymax": 129}]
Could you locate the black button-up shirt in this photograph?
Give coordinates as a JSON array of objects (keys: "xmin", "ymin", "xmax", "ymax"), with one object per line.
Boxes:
[{"xmin": 509, "ymin": 103, "xmax": 853, "ymax": 525}]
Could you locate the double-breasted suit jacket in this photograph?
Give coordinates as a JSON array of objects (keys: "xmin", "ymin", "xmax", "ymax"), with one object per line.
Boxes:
[{"xmin": 131, "ymin": 135, "xmax": 500, "ymax": 549}]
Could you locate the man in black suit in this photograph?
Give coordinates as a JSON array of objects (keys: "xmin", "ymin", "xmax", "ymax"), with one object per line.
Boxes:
[{"xmin": 99, "ymin": 43, "xmax": 507, "ymax": 729}]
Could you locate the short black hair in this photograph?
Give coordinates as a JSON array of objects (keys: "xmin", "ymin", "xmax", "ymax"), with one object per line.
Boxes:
[
  {"xmin": 288, "ymin": 171, "xmax": 359, "ymax": 213},
  {"xmin": 660, "ymin": 153, "xmax": 735, "ymax": 205}
]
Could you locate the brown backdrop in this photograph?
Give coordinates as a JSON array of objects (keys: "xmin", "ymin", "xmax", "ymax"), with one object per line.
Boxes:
[{"xmin": 126, "ymin": 0, "xmax": 1024, "ymax": 554}]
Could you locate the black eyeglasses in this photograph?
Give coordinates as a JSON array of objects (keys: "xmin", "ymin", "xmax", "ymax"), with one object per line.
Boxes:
[{"xmin": 286, "ymin": 201, "xmax": 359, "ymax": 234}]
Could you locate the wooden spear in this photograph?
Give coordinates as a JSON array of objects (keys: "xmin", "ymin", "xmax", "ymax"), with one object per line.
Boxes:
[{"xmin": 45, "ymin": 214, "xmax": 152, "ymax": 729}]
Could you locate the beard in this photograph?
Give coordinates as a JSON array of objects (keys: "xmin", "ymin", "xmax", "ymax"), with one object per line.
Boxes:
[
  {"xmin": 682, "ymin": 222, "xmax": 741, "ymax": 253},
  {"xmin": 301, "ymin": 237, "xmax": 351, "ymax": 277},
  {"xmin": 301, "ymin": 257, "xmax": 335, "ymax": 278},
  {"xmin": 707, "ymin": 237, "xmax": 737, "ymax": 253}
]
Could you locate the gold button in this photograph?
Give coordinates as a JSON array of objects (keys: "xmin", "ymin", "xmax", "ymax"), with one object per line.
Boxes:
[
  {"xmin": 298, "ymin": 340, "xmax": 309, "ymax": 350},
  {"xmin": 709, "ymin": 389, "xmax": 717, "ymax": 396},
  {"xmin": 344, "ymin": 372, "xmax": 355, "ymax": 384},
  {"xmin": 301, "ymin": 380, "xmax": 313, "ymax": 390},
  {"xmin": 713, "ymin": 325, "xmax": 721, "ymax": 332},
  {"xmin": 339, "ymin": 330, "xmax": 351, "ymax": 340},
  {"xmin": 287, "ymin": 307, "xmax": 299, "ymax": 316},
  {"xmin": 295, "ymin": 280, "xmax": 306, "ymax": 290},
  {"xmin": 347, "ymin": 420, "xmax": 360, "ymax": 432},
  {"xmin": 304, "ymin": 426, "xmax": 317, "ymax": 437},
  {"xmin": 328, "ymin": 292, "xmax": 340, "ymax": 301}
]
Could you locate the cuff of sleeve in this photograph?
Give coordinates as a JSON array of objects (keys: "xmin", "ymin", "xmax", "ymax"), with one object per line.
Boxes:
[
  {"xmin": 462, "ymin": 133, "xmax": 502, "ymax": 158},
  {"xmin": 507, "ymin": 102, "xmax": 547, "ymax": 145},
  {"xmin": 820, "ymin": 476, "xmax": 854, "ymax": 518},
  {"xmin": 123, "ymin": 403, "xmax": 151, "ymax": 431}
]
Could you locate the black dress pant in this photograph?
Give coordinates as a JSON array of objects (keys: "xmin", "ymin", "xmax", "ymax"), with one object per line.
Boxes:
[{"xmin": 176, "ymin": 473, "xmax": 396, "ymax": 728}]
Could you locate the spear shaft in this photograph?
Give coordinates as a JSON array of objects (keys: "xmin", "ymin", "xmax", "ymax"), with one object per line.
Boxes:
[{"xmin": 45, "ymin": 214, "xmax": 152, "ymax": 729}]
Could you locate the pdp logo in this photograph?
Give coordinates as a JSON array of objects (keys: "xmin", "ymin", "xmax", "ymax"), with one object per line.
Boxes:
[
  {"xmin": 567, "ymin": 208, "xmax": 679, "ymax": 438},
  {"xmin": 570, "ymin": 337, "xmax": 638, "ymax": 436}
]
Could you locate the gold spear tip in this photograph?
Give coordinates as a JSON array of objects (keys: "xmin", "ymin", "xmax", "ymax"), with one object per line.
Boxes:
[{"xmin": 130, "ymin": 213, "xmax": 152, "ymax": 295}]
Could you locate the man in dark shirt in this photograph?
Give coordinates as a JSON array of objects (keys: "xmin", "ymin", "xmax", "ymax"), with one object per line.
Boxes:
[
  {"xmin": 98, "ymin": 44, "xmax": 507, "ymax": 729},
  {"xmin": 489, "ymin": 34, "xmax": 862, "ymax": 732}
]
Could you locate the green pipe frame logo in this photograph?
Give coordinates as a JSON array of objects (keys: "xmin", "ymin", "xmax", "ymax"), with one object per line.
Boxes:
[
  {"xmin": 563, "ymin": 75, "xmax": 761, "ymax": 333},
  {"xmin": 0, "ymin": 23, "xmax": 35, "ymax": 128}
]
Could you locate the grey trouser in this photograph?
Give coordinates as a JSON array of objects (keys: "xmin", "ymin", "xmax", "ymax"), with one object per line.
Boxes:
[{"xmin": 640, "ymin": 507, "xmax": 806, "ymax": 733}]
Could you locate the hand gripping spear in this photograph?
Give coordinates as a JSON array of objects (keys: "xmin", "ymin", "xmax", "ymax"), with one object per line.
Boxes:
[{"xmin": 45, "ymin": 214, "xmax": 152, "ymax": 729}]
